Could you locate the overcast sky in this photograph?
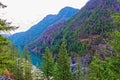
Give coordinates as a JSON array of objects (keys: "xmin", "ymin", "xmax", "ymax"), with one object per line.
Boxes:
[{"xmin": 0, "ymin": 0, "xmax": 89, "ymax": 34}]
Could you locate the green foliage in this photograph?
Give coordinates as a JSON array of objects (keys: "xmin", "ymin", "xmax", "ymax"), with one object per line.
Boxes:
[
  {"xmin": 0, "ymin": 43, "xmax": 16, "ymax": 74},
  {"xmin": 53, "ymin": 63, "xmax": 59, "ymax": 80},
  {"xmin": 84, "ymin": 8, "xmax": 112, "ymax": 34},
  {"xmin": 112, "ymin": 13, "xmax": 120, "ymax": 31},
  {"xmin": 56, "ymin": 39, "xmax": 72, "ymax": 80},
  {"xmin": 23, "ymin": 60, "xmax": 32, "ymax": 80},
  {"xmin": 14, "ymin": 58, "xmax": 24, "ymax": 80},
  {"xmin": 0, "ymin": 19, "xmax": 17, "ymax": 32},
  {"xmin": 68, "ymin": 41, "xmax": 89, "ymax": 56},
  {"xmin": 87, "ymin": 54, "xmax": 106, "ymax": 80},
  {"xmin": 22, "ymin": 46, "xmax": 33, "ymax": 80},
  {"xmin": 108, "ymin": 31, "xmax": 120, "ymax": 52},
  {"xmin": 22, "ymin": 46, "xmax": 30, "ymax": 61},
  {"xmin": 0, "ymin": 3, "xmax": 18, "ymax": 75},
  {"xmin": 109, "ymin": 12, "xmax": 120, "ymax": 52},
  {"xmin": 87, "ymin": 53, "xmax": 120, "ymax": 80},
  {"xmin": 87, "ymin": 12, "xmax": 120, "ymax": 80},
  {"xmin": 0, "ymin": 4, "xmax": 41, "ymax": 80},
  {"xmin": 117, "ymin": 0, "xmax": 120, "ymax": 2},
  {"xmin": 42, "ymin": 47, "xmax": 54, "ymax": 80},
  {"xmin": 0, "ymin": 35, "xmax": 9, "ymax": 46}
]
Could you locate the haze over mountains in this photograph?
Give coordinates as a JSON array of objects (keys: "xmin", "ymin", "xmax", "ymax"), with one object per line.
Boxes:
[{"xmin": 9, "ymin": 7, "xmax": 79, "ymax": 48}]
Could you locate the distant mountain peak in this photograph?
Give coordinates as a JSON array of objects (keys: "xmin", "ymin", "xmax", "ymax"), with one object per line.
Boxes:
[
  {"xmin": 60, "ymin": 6, "xmax": 78, "ymax": 11},
  {"xmin": 57, "ymin": 6, "xmax": 79, "ymax": 18},
  {"xmin": 28, "ymin": 0, "xmax": 120, "ymax": 54},
  {"xmin": 9, "ymin": 7, "xmax": 79, "ymax": 49}
]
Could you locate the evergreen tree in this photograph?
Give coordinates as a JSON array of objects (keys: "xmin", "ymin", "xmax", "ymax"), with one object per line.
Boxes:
[
  {"xmin": 87, "ymin": 54, "xmax": 107, "ymax": 80},
  {"xmin": 11, "ymin": 46, "xmax": 25, "ymax": 80},
  {"xmin": 0, "ymin": 3, "xmax": 17, "ymax": 75},
  {"xmin": 22, "ymin": 46, "xmax": 32, "ymax": 80},
  {"xmin": 53, "ymin": 63, "xmax": 59, "ymax": 80},
  {"xmin": 42, "ymin": 47, "xmax": 54, "ymax": 80},
  {"xmin": 57, "ymin": 39, "xmax": 72, "ymax": 80},
  {"xmin": 15, "ymin": 57, "xmax": 24, "ymax": 80}
]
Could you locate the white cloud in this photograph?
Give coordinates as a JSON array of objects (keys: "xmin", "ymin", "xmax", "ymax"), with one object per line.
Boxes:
[{"xmin": 0, "ymin": 0, "xmax": 89, "ymax": 34}]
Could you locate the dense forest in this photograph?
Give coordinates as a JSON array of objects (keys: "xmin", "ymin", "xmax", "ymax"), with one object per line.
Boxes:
[{"xmin": 0, "ymin": 0, "xmax": 120, "ymax": 80}]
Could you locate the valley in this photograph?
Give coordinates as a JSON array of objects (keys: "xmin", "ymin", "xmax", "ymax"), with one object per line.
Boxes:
[{"xmin": 0, "ymin": 0, "xmax": 120, "ymax": 80}]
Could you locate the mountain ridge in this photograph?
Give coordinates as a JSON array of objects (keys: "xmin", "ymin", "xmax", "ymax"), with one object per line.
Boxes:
[
  {"xmin": 9, "ymin": 7, "xmax": 79, "ymax": 48},
  {"xmin": 29, "ymin": 0, "xmax": 120, "ymax": 55}
]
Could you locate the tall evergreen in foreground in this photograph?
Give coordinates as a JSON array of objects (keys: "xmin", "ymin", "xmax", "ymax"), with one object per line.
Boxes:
[
  {"xmin": 42, "ymin": 47, "xmax": 54, "ymax": 80},
  {"xmin": 0, "ymin": 3, "xmax": 17, "ymax": 75},
  {"xmin": 57, "ymin": 39, "xmax": 72, "ymax": 80},
  {"xmin": 23, "ymin": 46, "xmax": 33, "ymax": 80}
]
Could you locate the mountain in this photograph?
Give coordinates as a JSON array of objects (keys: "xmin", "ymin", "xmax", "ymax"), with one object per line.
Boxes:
[
  {"xmin": 29, "ymin": 0, "xmax": 120, "ymax": 55},
  {"xmin": 9, "ymin": 7, "xmax": 79, "ymax": 48}
]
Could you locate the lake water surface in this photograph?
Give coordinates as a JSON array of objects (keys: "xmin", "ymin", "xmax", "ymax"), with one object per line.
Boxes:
[{"xmin": 30, "ymin": 53, "xmax": 43, "ymax": 68}]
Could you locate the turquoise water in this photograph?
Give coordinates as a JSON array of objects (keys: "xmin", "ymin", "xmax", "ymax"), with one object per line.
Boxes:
[{"xmin": 30, "ymin": 53, "xmax": 43, "ymax": 68}]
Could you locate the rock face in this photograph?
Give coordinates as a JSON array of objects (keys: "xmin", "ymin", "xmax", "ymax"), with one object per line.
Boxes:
[
  {"xmin": 29, "ymin": 0, "xmax": 120, "ymax": 54},
  {"xmin": 28, "ymin": 21, "xmax": 67, "ymax": 53},
  {"xmin": 9, "ymin": 7, "xmax": 79, "ymax": 49}
]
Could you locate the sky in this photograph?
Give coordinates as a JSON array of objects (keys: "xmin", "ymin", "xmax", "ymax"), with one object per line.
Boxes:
[{"xmin": 0, "ymin": 0, "xmax": 89, "ymax": 34}]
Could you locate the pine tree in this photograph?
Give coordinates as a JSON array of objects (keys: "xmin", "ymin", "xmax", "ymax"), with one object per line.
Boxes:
[
  {"xmin": 53, "ymin": 63, "xmax": 59, "ymax": 80},
  {"xmin": 57, "ymin": 39, "xmax": 72, "ymax": 80},
  {"xmin": 0, "ymin": 3, "xmax": 17, "ymax": 75},
  {"xmin": 22, "ymin": 46, "xmax": 32, "ymax": 80},
  {"xmin": 87, "ymin": 54, "xmax": 107, "ymax": 80},
  {"xmin": 11, "ymin": 46, "xmax": 25, "ymax": 80},
  {"xmin": 15, "ymin": 57, "xmax": 24, "ymax": 80},
  {"xmin": 42, "ymin": 47, "xmax": 54, "ymax": 80}
]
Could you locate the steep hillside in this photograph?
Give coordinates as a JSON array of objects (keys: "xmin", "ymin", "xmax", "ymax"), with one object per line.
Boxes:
[
  {"xmin": 29, "ymin": 0, "xmax": 120, "ymax": 55},
  {"xmin": 9, "ymin": 7, "xmax": 79, "ymax": 48}
]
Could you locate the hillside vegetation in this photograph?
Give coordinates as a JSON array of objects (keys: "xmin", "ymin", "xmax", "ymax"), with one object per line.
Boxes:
[
  {"xmin": 0, "ymin": 0, "xmax": 120, "ymax": 80},
  {"xmin": 29, "ymin": 0, "xmax": 120, "ymax": 56}
]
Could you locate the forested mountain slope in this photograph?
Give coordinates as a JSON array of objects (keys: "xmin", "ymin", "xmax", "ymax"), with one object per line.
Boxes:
[
  {"xmin": 29, "ymin": 0, "xmax": 120, "ymax": 55},
  {"xmin": 1, "ymin": 1, "xmax": 120, "ymax": 80},
  {"xmin": 9, "ymin": 7, "xmax": 79, "ymax": 48}
]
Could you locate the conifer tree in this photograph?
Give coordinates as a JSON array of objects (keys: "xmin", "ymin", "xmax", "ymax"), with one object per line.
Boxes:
[
  {"xmin": 14, "ymin": 49, "xmax": 25, "ymax": 80},
  {"xmin": 23, "ymin": 46, "xmax": 32, "ymax": 80},
  {"xmin": 53, "ymin": 63, "xmax": 59, "ymax": 80},
  {"xmin": 15, "ymin": 57, "xmax": 24, "ymax": 80},
  {"xmin": 57, "ymin": 39, "xmax": 72, "ymax": 80},
  {"xmin": 42, "ymin": 47, "xmax": 54, "ymax": 80},
  {"xmin": 87, "ymin": 54, "xmax": 106, "ymax": 80},
  {"xmin": 0, "ymin": 3, "xmax": 17, "ymax": 75}
]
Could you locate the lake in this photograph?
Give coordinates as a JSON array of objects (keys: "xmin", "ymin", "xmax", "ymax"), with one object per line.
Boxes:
[{"xmin": 30, "ymin": 52, "xmax": 43, "ymax": 69}]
